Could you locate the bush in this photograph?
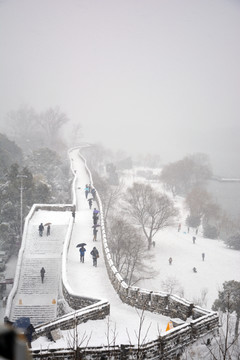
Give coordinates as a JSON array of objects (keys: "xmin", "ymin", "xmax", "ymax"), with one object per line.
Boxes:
[
  {"xmin": 186, "ymin": 214, "xmax": 201, "ymax": 228},
  {"xmin": 203, "ymin": 224, "xmax": 218, "ymax": 239},
  {"xmin": 224, "ymin": 233, "xmax": 240, "ymax": 250}
]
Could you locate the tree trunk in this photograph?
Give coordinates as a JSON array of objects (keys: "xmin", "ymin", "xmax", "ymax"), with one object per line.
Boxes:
[
  {"xmin": 147, "ymin": 238, "xmax": 152, "ymax": 250},
  {"xmin": 235, "ymin": 314, "xmax": 239, "ymax": 339}
]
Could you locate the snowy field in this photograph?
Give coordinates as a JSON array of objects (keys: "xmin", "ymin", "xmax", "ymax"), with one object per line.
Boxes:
[{"xmin": 120, "ymin": 169, "xmax": 240, "ymax": 309}]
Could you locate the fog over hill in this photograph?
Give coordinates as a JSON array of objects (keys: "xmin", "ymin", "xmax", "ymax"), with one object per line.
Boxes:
[{"xmin": 0, "ymin": 0, "xmax": 239, "ymax": 176}]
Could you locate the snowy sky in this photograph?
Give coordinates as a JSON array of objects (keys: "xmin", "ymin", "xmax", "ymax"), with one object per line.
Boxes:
[{"xmin": 0, "ymin": 0, "xmax": 240, "ymax": 174}]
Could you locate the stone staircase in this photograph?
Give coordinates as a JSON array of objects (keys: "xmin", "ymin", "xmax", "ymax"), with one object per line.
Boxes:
[
  {"xmin": 9, "ymin": 210, "xmax": 70, "ymax": 327},
  {"xmin": 11, "ymin": 305, "xmax": 56, "ymax": 326}
]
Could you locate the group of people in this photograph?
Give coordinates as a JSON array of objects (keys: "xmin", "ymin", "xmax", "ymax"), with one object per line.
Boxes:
[
  {"xmin": 38, "ymin": 223, "xmax": 51, "ymax": 237},
  {"xmin": 84, "ymin": 184, "xmax": 96, "ymax": 201},
  {"xmin": 78, "ymin": 206, "xmax": 100, "ymax": 266},
  {"xmin": 168, "ymin": 252, "xmax": 206, "ymax": 272},
  {"xmin": 79, "ymin": 245, "xmax": 99, "ymax": 266}
]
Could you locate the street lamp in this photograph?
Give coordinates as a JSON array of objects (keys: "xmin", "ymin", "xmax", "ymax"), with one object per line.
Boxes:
[{"xmin": 17, "ymin": 174, "xmax": 27, "ymax": 238}]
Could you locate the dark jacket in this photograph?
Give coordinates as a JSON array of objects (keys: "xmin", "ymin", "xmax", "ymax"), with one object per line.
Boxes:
[{"xmin": 90, "ymin": 248, "xmax": 99, "ymax": 259}]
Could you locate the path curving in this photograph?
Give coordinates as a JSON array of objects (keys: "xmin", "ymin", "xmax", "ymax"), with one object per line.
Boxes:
[{"xmin": 63, "ymin": 148, "xmax": 170, "ymax": 346}]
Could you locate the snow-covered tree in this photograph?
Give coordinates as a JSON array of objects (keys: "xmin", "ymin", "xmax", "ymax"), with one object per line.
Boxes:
[
  {"xmin": 124, "ymin": 183, "xmax": 178, "ymax": 249},
  {"xmin": 107, "ymin": 216, "xmax": 155, "ymax": 285}
]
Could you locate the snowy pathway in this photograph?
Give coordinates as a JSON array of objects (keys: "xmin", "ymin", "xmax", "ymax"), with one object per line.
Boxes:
[{"xmin": 62, "ymin": 149, "xmax": 170, "ymax": 346}]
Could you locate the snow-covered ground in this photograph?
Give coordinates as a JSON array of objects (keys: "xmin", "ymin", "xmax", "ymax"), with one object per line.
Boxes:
[
  {"xmin": 120, "ymin": 169, "xmax": 240, "ymax": 309},
  {"xmin": 3, "ymin": 152, "xmax": 240, "ymax": 351}
]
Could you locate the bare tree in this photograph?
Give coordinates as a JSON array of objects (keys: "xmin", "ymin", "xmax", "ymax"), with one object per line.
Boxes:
[
  {"xmin": 105, "ymin": 316, "xmax": 118, "ymax": 356},
  {"xmin": 124, "ymin": 182, "xmax": 178, "ymax": 249},
  {"xmin": 66, "ymin": 315, "xmax": 92, "ymax": 360},
  {"xmin": 203, "ymin": 312, "xmax": 240, "ymax": 360},
  {"xmin": 126, "ymin": 307, "xmax": 152, "ymax": 359},
  {"xmin": 161, "ymin": 276, "xmax": 184, "ymax": 296},
  {"xmin": 107, "ymin": 216, "xmax": 156, "ymax": 285},
  {"xmin": 192, "ymin": 288, "xmax": 209, "ymax": 308},
  {"xmin": 91, "ymin": 170, "xmax": 123, "ymax": 221},
  {"xmin": 39, "ymin": 106, "xmax": 69, "ymax": 149},
  {"xmin": 181, "ymin": 311, "xmax": 240, "ymax": 360}
]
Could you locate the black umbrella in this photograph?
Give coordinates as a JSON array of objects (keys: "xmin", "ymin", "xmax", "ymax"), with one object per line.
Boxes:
[{"xmin": 76, "ymin": 243, "xmax": 86, "ymax": 248}]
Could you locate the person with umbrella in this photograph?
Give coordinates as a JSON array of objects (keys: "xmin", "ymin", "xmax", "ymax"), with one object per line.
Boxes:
[
  {"xmin": 44, "ymin": 222, "xmax": 51, "ymax": 236},
  {"xmin": 76, "ymin": 243, "xmax": 87, "ymax": 263},
  {"xmin": 79, "ymin": 245, "xmax": 86, "ymax": 263}
]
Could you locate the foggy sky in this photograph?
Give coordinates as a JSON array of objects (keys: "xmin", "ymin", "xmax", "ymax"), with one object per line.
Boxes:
[{"xmin": 0, "ymin": 0, "xmax": 239, "ymax": 175}]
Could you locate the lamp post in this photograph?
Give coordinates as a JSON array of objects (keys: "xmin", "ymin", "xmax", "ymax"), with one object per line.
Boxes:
[{"xmin": 17, "ymin": 174, "xmax": 27, "ymax": 238}]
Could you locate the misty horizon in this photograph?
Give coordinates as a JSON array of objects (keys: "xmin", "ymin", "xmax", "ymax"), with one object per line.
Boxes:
[{"xmin": 0, "ymin": 0, "xmax": 239, "ymax": 176}]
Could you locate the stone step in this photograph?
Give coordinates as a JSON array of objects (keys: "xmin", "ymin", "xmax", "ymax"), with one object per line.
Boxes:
[{"xmin": 11, "ymin": 305, "xmax": 56, "ymax": 327}]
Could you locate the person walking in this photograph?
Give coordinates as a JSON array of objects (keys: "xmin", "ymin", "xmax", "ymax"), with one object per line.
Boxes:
[
  {"xmin": 40, "ymin": 267, "xmax": 45, "ymax": 283},
  {"xmin": 39, "ymin": 223, "xmax": 44, "ymax": 237},
  {"xmin": 85, "ymin": 184, "xmax": 90, "ymax": 199},
  {"xmin": 93, "ymin": 208, "xmax": 99, "ymax": 216},
  {"xmin": 47, "ymin": 224, "xmax": 51, "ymax": 236},
  {"xmin": 79, "ymin": 246, "xmax": 86, "ymax": 263},
  {"xmin": 88, "ymin": 198, "xmax": 93, "ymax": 209},
  {"xmin": 91, "ymin": 188, "xmax": 96, "ymax": 200},
  {"xmin": 168, "ymin": 257, "xmax": 173, "ymax": 265},
  {"xmin": 192, "ymin": 236, "xmax": 196, "ymax": 244},
  {"xmin": 72, "ymin": 210, "xmax": 76, "ymax": 222},
  {"xmin": 90, "ymin": 247, "xmax": 99, "ymax": 267},
  {"xmin": 193, "ymin": 267, "xmax": 197, "ymax": 273},
  {"xmin": 202, "ymin": 252, "xmax": 205, "ymax": 261},
  {"xmin": 93, "ymin": 214, "xmax": 99, "ymax": 225},
  {"xmin": 93, "ymin": 227, "xmax": 98, "ymax": 241},
  {"xmin": 24, "ymin": 323, "xmax": 35, "ymax": 348}
]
